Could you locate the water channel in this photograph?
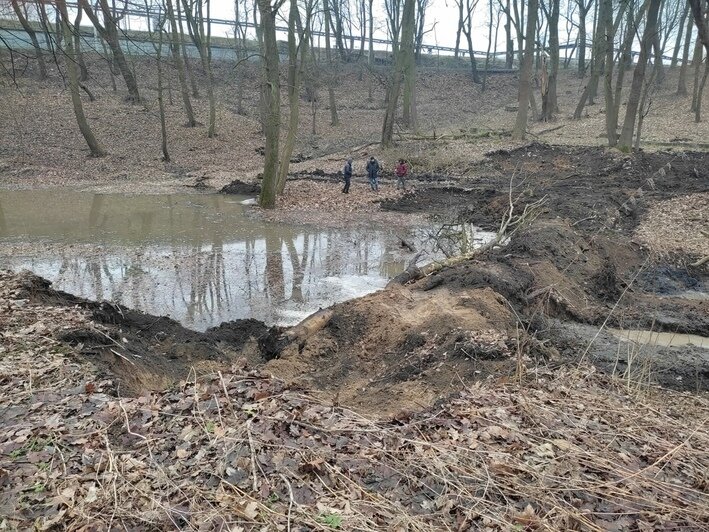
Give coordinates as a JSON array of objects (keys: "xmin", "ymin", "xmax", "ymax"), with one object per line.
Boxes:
[{"xmin": 0, "ymin": 190, "xmax": 495, "ymax": 330}]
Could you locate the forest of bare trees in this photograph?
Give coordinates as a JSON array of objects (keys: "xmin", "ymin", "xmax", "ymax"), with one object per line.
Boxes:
[{"xmin": 1, "ymin": 0, "xmax": 708, "ymax": 204}]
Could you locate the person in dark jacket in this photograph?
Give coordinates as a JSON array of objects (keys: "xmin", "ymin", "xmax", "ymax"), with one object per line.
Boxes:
[
  {"xmin": 366, "ymin": 156, "xmax": 380, "ymax": 191},
  {"xmin": 342, "ymin": 157, "xmax": 353, "ymax": 193}
]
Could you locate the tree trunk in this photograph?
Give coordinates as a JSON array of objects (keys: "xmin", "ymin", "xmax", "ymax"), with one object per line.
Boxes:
[
  {"xmin": 587, "ymin": 0, "xmax": 603, "ymax": 105},
  {"xmin": 463, "ymin": 26, "xmax": 480, "ymax": 84},
  {"xmin": 11, "ymin": 0, "xmax": 47, "ymax": 79},
  {"xmin": 695, "ymin": 62, "xmax": 709, "ymax": 122},
  {"xmin": 512, "ymin": 0, "xmax": 538, "ymax": 140},
  {"xmin": 690, "ymin": 39, "xmax": 703, "ymax": 111},
  {"xmin": 257, "ymin": 0, "xmax": 281, "ymax": 209},
  {"xmin": 455, "ymin": 0, "xmax": 464, "ymax": 58},
  {"xmin": 276, "ymin": 0, "xmax": 305, "ymax": 194},
  {"xmin": 176, "ymin": 0, "xmax": 199, "ymax": 99},
  {"xmin": 677, "ymin": 12, "xmax": 694, "ymax": 95},
  {"xmin": 323, "ymin": 0, "xmax": 340, "ymax": 126},
  {"xmin": 577, "ymin": 0, "xmax": 587, "ymax": 76},
  {"xmin": 79, "ymin": 0, "xmax": 140, "ymax": 102},
  {"xmin": 652, "ymin": 24, "xmax": 665, "ymax": 85},
  {"xmin": 541, "ymin": 54, "xmax": 550, "ymax": 121},
  {"xmin": 36, "ymin": 1, "xmax": 58, "ymax": 70},
  {"xmin": 574, "ymin": 4, "xmax": 607, "ymax": 119},
  {"xmin": 602, "ymin": 0, "xmax": 616, "ymax": 145},
  {"xmin": 689, "ymin": 0, "xmax": 709, "ymax": 56},
  {"xmin": 689, "ymin": 0, "xmax": 709, "ymax": 121},
  {"xmin": 547, "ymin": 0, "xmax": 560, "ymax": 113},
  {"xmin": 157, "ymin": 26, "xmax": 170, "ymax": 162},
  {"xmin": 635, "ymin": 66, "xmax": 657, "ymax": 149},
  {"xmin": 609, "ymin": 0, "xmax": 643, "ymax": 146},
  {"xmin": 382, "ymin": 0, "xmax": 415, "ymax": 146},
  {"xmin": 618, "ymin": 0, "xmax": 661, "ymax": 151},
  {"xmin": 181, "ymin": 0, "xmax": 216, "ymax": 137},
  {"xmin": 166, "ymin": 0, "xmax": 196, "ymax": 126},
  {"xmin": 57, "ymin": 0, "xmax": 106, "ymax": 157},
  {"xmin": 671, "ymin": 3, "xmax": 690, "ymax": 67},
  {"xmin": 368, "ymin": 0, "xmax": 374, "ymax": 101},
  {"xmin": 482, "ymin": 0, "xmax": 495, "ymax": 91},
  {"xmin": 402, "ymin": 2, "xmax": 417, "ymax": 130},
  {"xmin": 74, "ymin": 7, "xmax": 89, "ymax": 82},
  {"xmin": 505, "ymin": 0, "xmax": 513, "ymax": 68}
]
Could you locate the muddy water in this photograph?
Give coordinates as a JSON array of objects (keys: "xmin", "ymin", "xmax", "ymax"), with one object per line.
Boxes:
[
  {"xmin": 0, "ymin": 190, "xmax": 495, "ymax": 330},
  {"xmin": 609, "ymin": 328, "xmax": 709, "ymax": 349}
]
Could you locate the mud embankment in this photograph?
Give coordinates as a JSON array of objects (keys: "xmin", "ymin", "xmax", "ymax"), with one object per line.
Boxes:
[
  {"xmin": 7, "ymin": 143, "xmax": 708, "ymax": 411},
  {"xmin": 7, "ymin": 273, "xmax": 269, "ymax": 395}
]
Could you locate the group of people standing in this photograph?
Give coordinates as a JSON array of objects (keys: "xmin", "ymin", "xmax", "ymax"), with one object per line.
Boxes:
[{"xmin": 342, "ymin": 156, "xmax": 409, "ymax": 194}]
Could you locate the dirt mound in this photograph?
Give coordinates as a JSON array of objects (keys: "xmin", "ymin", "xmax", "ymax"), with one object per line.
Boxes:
[
  {"xmin": 476, "ymin": 142, "xmax": 709, "ymax": 231},
  {"xmin": 261, "ymin": 284, "xmax": 525, "ymax": 414},
  {"xmin": 220, "ymin": 179, "xmax": 261, "ymax": 195}
]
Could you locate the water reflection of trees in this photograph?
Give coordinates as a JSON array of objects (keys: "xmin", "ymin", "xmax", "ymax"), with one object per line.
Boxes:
[{"xmin": 1, "ymin": 193, "xmax": 407, "ymax": 329}]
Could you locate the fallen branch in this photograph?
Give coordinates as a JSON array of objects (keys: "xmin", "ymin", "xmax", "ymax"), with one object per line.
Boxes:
[
  {"xmin": 690, "ymin": 255, "xmax": 709, "ymax": 267},
  {"xmin": 388, "ymin": 175, "xmax": 547, "ymax": 287}
]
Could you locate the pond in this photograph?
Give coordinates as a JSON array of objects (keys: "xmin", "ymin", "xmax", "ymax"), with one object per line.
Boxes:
[{"xmin": 0, "ymin": 190, "xmax": 496, "ymax": 330}]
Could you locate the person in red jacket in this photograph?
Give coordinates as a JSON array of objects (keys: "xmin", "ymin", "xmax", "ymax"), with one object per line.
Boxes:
[{"xmin": 395, "ymin": 159, "xmax": 409, "ymax": 190}]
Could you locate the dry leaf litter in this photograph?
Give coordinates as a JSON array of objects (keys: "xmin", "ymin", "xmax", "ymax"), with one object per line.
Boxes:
[{"xmin": 1, "ymin": 271, "xmax": 708, "ymax": 531}]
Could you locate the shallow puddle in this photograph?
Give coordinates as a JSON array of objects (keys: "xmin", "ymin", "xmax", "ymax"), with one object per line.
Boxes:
[
  {"xmin": 0, "ymin": 190, "xmax": 495, "ymax": 330},
  {"xmin": 609, "ymin": 328, "xmax": 709, "ymax": 349}
]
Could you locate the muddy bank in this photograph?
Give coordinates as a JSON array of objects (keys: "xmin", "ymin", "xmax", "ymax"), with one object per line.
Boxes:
[{"xmin": 4, "ymin": 271, "xmax": 268, "ymax": 395}]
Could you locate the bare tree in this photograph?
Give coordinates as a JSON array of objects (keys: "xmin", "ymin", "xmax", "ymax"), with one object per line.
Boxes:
[
  {"xmin": 540, "ymin": 0, "xmax": 559, "ymax": 115},
  {"xmin": 606, "ymin": 0, "xmax": 647, "ymax": 147},
  {"xmin": 677, "ymin": 10, "xmax": 695, "ymax": 95},
  {"xmin": 512, "ymin": 0, "xmax": 537, "ymax": 140},
  {"xmin": 689, "ymin": 0, "xmax": 709, "ymax": 122},
  {"xmin": 56, "ymin": 0, "xmax": 106, "ymax": 156},
  {"xmin": 165, "ymin": 0, "xmax": 197, "ymax": 126},
  {"xmin": 382, "ymin": 0, "xmax": 415, "ymax": 146},
  {"xmin": 72, "ymin": 6, "xmax": 89, "ymax": 82},
  {"xmin": 277, "ymin": 0, "xmax": 314, "ymax": 193},
  {"xmin": 618, "ymin": 0, "xmax": 661, "ymax": 151},
  {"xmin": 79, "ymin": 0, "xmax": 141, "ymax": 101},
  {"xmin": 323, "ymin": 0, "xmax": 340, "ymax": 126},
  {"xmin": 402, "ymin": 0, "xmax": 418, "ymax": 127},
  {"xmin": 671, "ymin": 1, "xmax": 690, "ymax": 67},
  {"xmin": 256, "ymin": 0, "xmax": 284, "ymax": 208},
  {"xmin": 10, "ymin": 0, "xmax": 48, "ymax": 79},
  {"xmin": 454, "ymin": 0, "xmax": 464, "ymax": 58},
  {"xmin": 576, "ymin": 0, "xmax": 593, "ymax": 76},
  {"xmin": 144, "ymin": 0, "xmax": 171, "ymax": 161},
  {"xmin": 461, "ymin": 0, "xmax": 481, "ymax": 83},
  {"xmin": 181, "ymin": 0, "xmax": 217, "ymax": 137}
]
